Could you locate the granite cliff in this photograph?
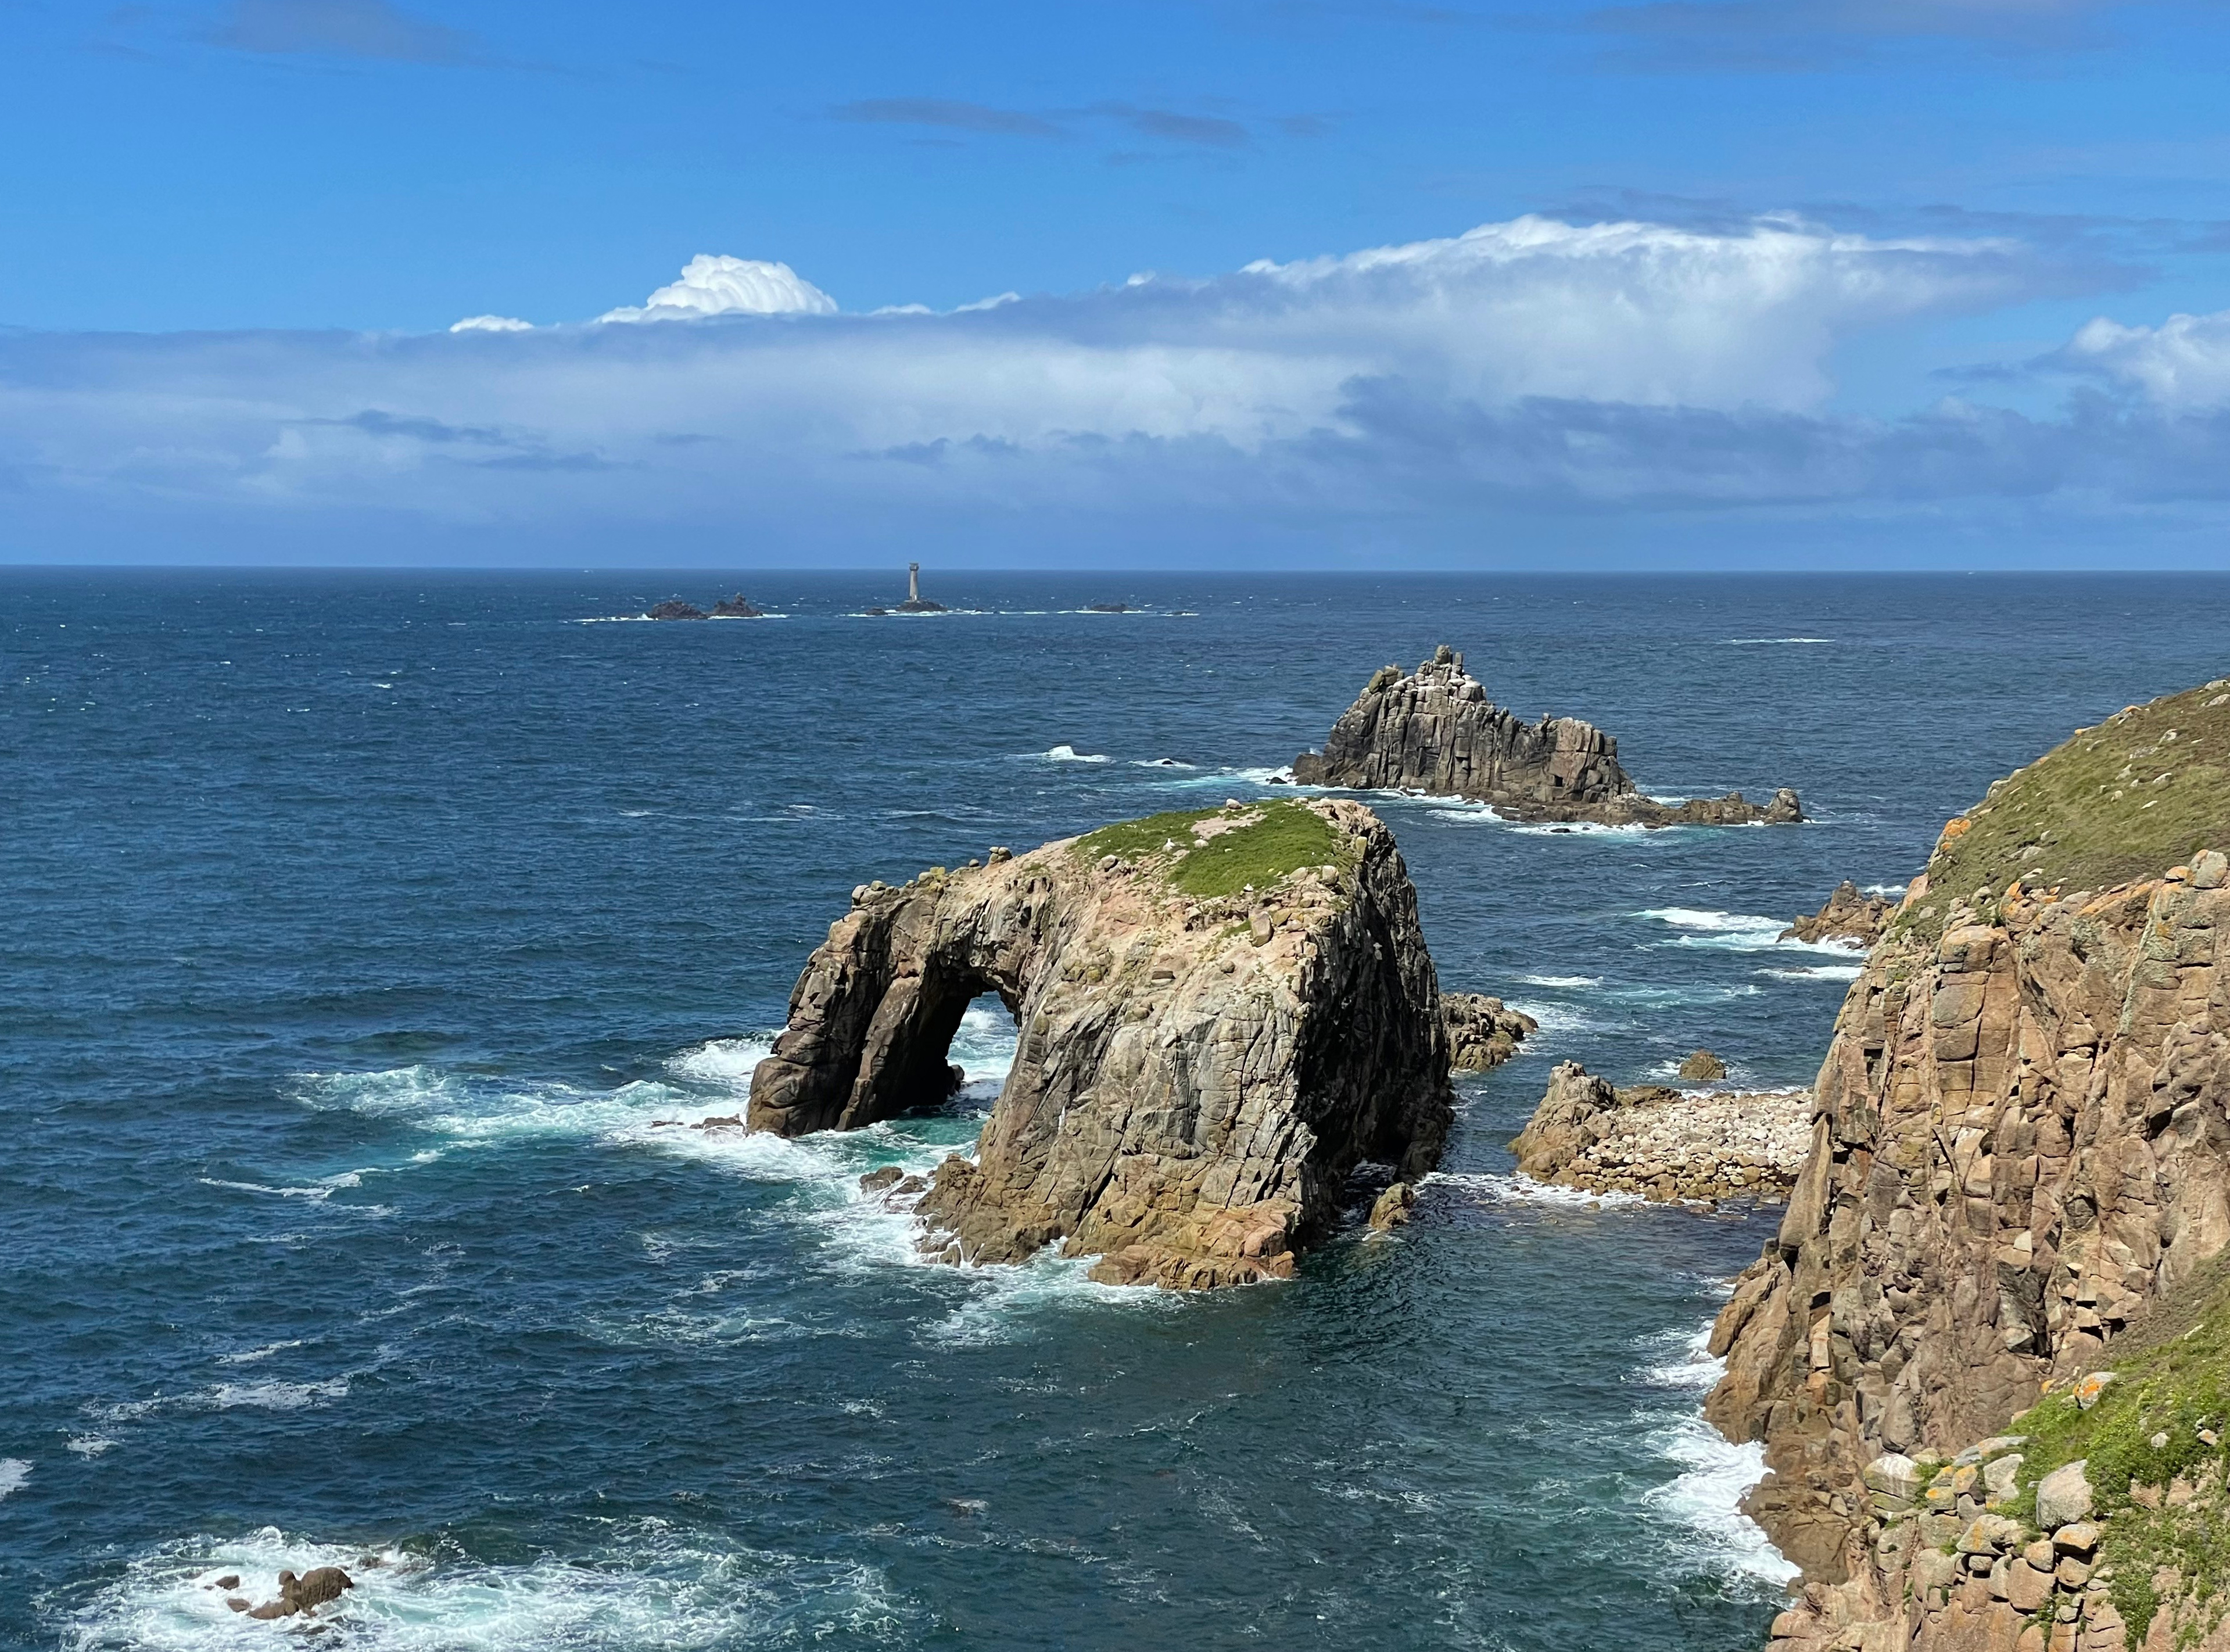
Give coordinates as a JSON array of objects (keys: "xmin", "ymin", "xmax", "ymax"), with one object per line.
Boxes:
[
  {"xmin": 1292, "ymin": 647, "xmax": 1803, "ymax": 827},
  {"xmin": 748, "ymin": 798, "xmax": 1454, "ymax": 1289},
  {"xmin": 1701, "ymin": 678, "xmax": 2230, "ymax": 1651}
]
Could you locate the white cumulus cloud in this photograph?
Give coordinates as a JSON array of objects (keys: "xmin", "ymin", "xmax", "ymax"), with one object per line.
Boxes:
[
  {"xmin": 2063, "ymin": 309, "xmax": 2230, "ymax": 409},
  {"xmin": 449, "ymin": 314, "xmax": 532, "ymax": 333},
  {"xmin": 596, "ymin": 255, "xmax": 838, "ymax": 322}
]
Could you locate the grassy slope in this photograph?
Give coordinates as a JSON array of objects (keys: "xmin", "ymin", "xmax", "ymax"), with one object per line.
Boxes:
[
  {"xmin": 1073, "ymin": 802, "xmax": 1349, "ymax": 900},
  {"xmin": 2011, "ymin": 1257, "xmax": 2230, "ymax": 1643},
  {"xmin": 1896, "ymin": 677, "xmax": 2230, "ymax": 943}
]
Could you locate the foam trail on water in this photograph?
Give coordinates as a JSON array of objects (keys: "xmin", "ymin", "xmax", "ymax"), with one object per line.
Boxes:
[
  {"xmin": 1421, "ymin": 1169, "xmax": 1645, "ymax": 1209},
  {"xmin": 0, "ymin": 1460, "xmax": 27, "ymax": 1501},
  {"xmin": 1639, "ymin": 907, "xmax": 1869, "ymax": 958},
  {"xmin": 1040, "ymin": 744, "xmax": 1110, "ymax": 763},
  {"xmin": 1518, "ymin": 974, "xmax": 1601, "ymax": 988}
]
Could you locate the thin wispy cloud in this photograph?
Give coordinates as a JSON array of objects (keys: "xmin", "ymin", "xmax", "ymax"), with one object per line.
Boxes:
[
  {"xmin": 828, "ymin": 96, "xmax": 1256, "ymax": 150},
  {"xmin": 1573, "ymin": 0, "xmax": 2121, "ymax": 70},
  {"xmin": 831, "ymin": 98, "xmax": 1062, "ymax": 138},
  {"xmin": 200, "ymin": 0, "xmax": 484, "ymax": 64}
]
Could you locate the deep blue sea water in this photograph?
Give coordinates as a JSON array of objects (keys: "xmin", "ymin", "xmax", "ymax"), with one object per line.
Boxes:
[{"xmin": 6, "ymin": 569, "xmax": 2230, "ymax": 1652}]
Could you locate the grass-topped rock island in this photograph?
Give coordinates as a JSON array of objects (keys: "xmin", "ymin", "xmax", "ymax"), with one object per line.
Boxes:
[{"xmin": 748, "ymin": 798, "xmax": 1466, "ymax": 1288}]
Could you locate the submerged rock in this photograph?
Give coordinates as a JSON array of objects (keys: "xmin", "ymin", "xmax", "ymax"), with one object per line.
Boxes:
[
  {"xmin": 1291, "ymin": 646, "xmax": 1802, "ymax": 829},
  {"xmin": 1780, "ymin": 879, "xmax": 1892, "ymax": 947},
  {"xmin": 749, "ymin": 798, "xmax": 1454, "ymax": 1288}
]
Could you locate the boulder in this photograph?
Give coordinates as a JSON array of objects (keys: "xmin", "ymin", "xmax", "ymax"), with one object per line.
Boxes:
[
  {"xmin": 2036, "ymin": 1461, "xmax": 2093, "ymax": 1529},
  {"xmin": 1441, "ymin": 992, "xmax": 1537, "ymax": 1072},
  {"xmin": 1862, "ymin": 1452, "xmax": 1924, "ymax": 1503},
  {"xmin": 1368, "ymin": 1182, "xmax": 1416, "ymax": 1230},
  {"xmin": 749, "ymin": 798, "xmax": 1453, "ymax": 1288},
  {"xmin": 1780, "ymin": 881, "xmax": 1894, "ymax": 947},
  {"xmin": 1290, "ymin": 648, "xmax": 1802, "ymax": 828},
  {"xmin": 1678, "ymin": 1049, "xmax": 1727, "ymax": 1081}
]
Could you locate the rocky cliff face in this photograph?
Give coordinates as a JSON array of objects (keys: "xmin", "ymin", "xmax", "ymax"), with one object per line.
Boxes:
[
  {"xmin": 1511, "ymin": 1060, "xmax": 1811, "ymax": 1204},
  {"xmin": 1784, "ymin": 881, "xmax": 1895, "ymax": 948},
  {"xmin": 749, "ymin": 798, "xmax": 1454, "ymax": 1289},
  {"xmin": 1704, "ymin": 679, "xmax": 2230, "ymax": 1648},
  {"xmin": 1291, "ymin": 646, "xmax": 1802, "ymax": 827}
]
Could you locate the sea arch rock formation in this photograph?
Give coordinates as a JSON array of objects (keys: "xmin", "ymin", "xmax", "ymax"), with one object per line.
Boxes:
[{"xmin": 748, "ymin": 798, "xmax": 1455, "ymax": 1288}]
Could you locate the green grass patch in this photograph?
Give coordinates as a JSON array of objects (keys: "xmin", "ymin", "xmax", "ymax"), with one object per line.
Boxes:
[
  {"xmin": 1894, "ymin": 678, "xmax": 2230, "ymax": 943},
  {"xmin": 2012, "ymin": 1255, "xmax": 2230, "ymax": 1642},
  {"xmin": 1072, "ymin": 801, "xmax": 1350, "ymax": 899}
]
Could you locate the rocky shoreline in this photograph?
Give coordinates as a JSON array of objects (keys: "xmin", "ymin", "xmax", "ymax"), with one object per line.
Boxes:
[{"xmin": 1510, "ymin": 1060, "xmax": 1813, "ymax": 1204}]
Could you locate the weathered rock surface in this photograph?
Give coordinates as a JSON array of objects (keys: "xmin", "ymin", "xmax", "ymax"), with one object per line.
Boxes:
[
  {"xmin": 646, "ymin": 599, "xmax": 707, "ymax": 620},
  {"xmin": 1509, "ymin": 1060, "xmax": 1811, "ymax": 1203},
  {"xmin": 1783, "ymin": 880, "xmax": 1895, "ymax": 948},
  {"xmin": 1442, "ymin": 991, "xmax": 1537, "ymax": 1071},
  {"xmin": 1290, "ymin": 646, "xmax": 1803, "ymax": 828},
  {"xmin": 240, "ymin": 1567, "xmax": 354, "ymax": 1621},
  {"xmin": 749, "ymin": 798, "xmax": 1455, "ymax": 1289},
  {"xmin": 1681, "ymin": 1048, "xmax": 1729, "ymax": 1081},
  {"xmin": 1705, "ymin": 679, "xmax": 2230, "ymax": 1649},
  {"xmin": 710, "ymin": 593, "xmax": 765, "ymax": 617}
]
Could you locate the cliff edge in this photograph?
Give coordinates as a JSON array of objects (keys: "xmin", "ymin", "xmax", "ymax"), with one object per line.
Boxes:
[
  {"xmin": 1703, "ymin": 678, "xmax": 2230, "ymax": 1649},
  {"xmin": 749, "ymin": 798, "xmax": 1454, "ymax": 1289},
  {"xmin": 1291, "ymin": 646, "xmax": 1802, "ymax": 827}
]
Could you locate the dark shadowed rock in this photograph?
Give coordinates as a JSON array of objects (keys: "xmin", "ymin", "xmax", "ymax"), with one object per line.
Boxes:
[
  {"xmin": 1678, "ymin": 1049, "xmax": 1727, "ymax": 1081},
  {"xmin": 1440, "ymin": 991, "xmax": 1537, "ymax": 1071},
  {"xmin": 1292, "ymin": 647, "xmax": 1802, "ymax": 829},
  {"xmin": 646, "ymin": 599, "xmax": 707, "ymax": 620},
  {"xmin": 750, "ymin": 798, "xmax": 1452, "ymax": 1288},
  {"xmin": 710, "ymin": 593, "xmax": 765, "ymax": 617}
]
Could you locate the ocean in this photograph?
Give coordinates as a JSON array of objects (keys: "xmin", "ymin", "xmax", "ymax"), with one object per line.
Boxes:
[{"xmin": 6, "ymin": 569, "xmax": 2228, "ymax": 1651}]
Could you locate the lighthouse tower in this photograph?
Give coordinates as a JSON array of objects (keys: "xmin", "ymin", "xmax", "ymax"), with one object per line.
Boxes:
[{"xmin": 908, "ymin": 562, "xmax": 921, "ymax": 604}]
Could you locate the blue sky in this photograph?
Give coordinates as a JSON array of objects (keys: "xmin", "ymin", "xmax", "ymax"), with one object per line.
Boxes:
[{"xmin": 6, "ymin": 0, "xmax": 2230, "ymax": 566}]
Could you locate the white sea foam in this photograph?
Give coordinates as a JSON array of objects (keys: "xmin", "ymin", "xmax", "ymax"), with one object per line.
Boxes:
[
  {"xmin": 1638, "ymin": 906, "xmax": 1867, "ymax": 958},
  {"xmin": 1503, "ymin": 999, "xmax": 1599, "ymax": 1038},
  {"xmin": 1863, "ymin": 882, "xmax": 1909, "ymax": 898},
  {"xmin": 0, "ymin": 1459, "xmax": 28, "ymax": 1500},
  {"xmin": 1502, "ymin": 817, "xmax": 1656, "ymax": 837},
  {"xmin": 64, "ymin": 1521, "xmax": 912, "ymax": 1651},
  {"xmin": 1518, "ymin": 974, "xmax": 1601, "ymax": 988},
  {"xmin": 215, "ymin": 1339, "xmax": 307, "ymax": 1367},
  {"xmin": 1722, "ymin": 636, "xmax": 1835, "ymax": 645},
  {"xmin": 67, "ymin": 1436, "xmax": 115, "ymax": 1457},
  {"xmin": 1760, "ymin": 963, "xmax": 1866, "ymax": 982},
  {"xmin": 1041, "ymin": 744, "xmax": 1110, "ymax": 763},
  {"xmin": 209, "ymin": 1377, "xmax": 350, "ymax": 1411},
  {"xmin": 1422, "ymin": 1170, "xmax": 1645, "ymax": 1208},
  {"xmin": 197, "ymin": 1177, "xmax": 334, "ymax": 1201},
  {"xmin": 1636, "ymin": 1325, "xmax": 1799, "ymax": 1586},
  {"xmin": 1134, "ymin": 757, "xmax": 1196, "ymax": 769}
]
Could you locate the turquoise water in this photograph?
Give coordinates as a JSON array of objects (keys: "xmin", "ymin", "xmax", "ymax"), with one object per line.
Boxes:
[{"xmin": 6, "ymin": 570, "xmax": 2228, "ymax": 1650}]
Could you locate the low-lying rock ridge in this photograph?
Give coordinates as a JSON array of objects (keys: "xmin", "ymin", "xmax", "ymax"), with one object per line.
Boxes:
[
  {"xmin": 1510, "ymin": 1060, "xmax": 1812, "ymax": 1203},
  {"xmin": 1784, "ymin": 880, "xmax": 1895, "ymax": 948},
  {"xmin": 1290, "ymin": 646, "xmax": 1802, "ymax": 829},
  {"xmin": 1702, "ymin": 678, "xmax": 2230, "ymax": 1650},
  {"xmin": 748, "ymin": 798, "xmax": 1454, "ymax": 1289}
]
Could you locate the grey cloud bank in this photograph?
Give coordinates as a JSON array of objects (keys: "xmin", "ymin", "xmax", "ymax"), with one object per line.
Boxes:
[{"xmin": 5, "ymin": 214, "xmax": 2229, "ymax": 567}]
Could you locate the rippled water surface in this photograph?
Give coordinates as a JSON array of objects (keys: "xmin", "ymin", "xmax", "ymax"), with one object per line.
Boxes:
[{"xmin": 8, "ymin": 570, "xmax": 2230, "ymax": 1650}]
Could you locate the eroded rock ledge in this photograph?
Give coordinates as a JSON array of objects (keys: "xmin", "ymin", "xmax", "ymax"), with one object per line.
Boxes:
[
  {"xmin": 1783, "ymin": 880, "xmax": 1894, "ymax": 948},
  {"xmin": 748, "ymin": 798, "xmax": 1454, "ymax": 1289},
  {"xmin": 1290, "ymin": 646, "xmax": 1803, "ymax": 828},
  {"xmin": 1703, "ymin": 678, "xmax": 2230, "ymax": 1650},
  {"xmin": 1511, "ymin": 1060, "xmax": 1812, "ymax": 1204}
]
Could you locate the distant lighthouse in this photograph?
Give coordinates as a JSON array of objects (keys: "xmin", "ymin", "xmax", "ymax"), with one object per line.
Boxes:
[{"xmin": 894, "ymin": 561, "xmax": 948, "ymax": 614}]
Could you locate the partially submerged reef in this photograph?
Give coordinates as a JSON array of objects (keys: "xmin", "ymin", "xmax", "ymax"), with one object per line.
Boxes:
[
  {"xmin": 1291, "ymin": 645, "xmax": 1804, "ymax": 828},
  {"xmin": 748, "ymin": 798, "xmax": 1459, "ymax": 1289},
  {"xmin": 1788, "ymin": 881, "xmax": 1898, "ymax": 948},
  {"xmin": 1700, "ymin": 678, "xmax": 2230, "ymax": 1652},
  {"xmin": 1511, "ymin": 1060, "xmax": 1813, "ymax": 1205}
]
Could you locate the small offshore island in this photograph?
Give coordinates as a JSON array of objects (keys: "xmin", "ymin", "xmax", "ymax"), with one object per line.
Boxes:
[{"xmin": 1292, "ymin": 646, "xmax": 1805, "ymax": 827}]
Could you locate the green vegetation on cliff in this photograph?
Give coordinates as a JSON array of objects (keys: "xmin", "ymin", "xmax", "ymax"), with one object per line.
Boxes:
[
  {"xmin": 1073, "ymin": 801, "xmax": 1349, "ymax": 899},
  {"xmin": 2014, "ymin": 1257, "xmax": 2230, "ymax": 1643},
  {"xmin": 1896, "ymin": 677, "xmax": 2230, "ymax": 941}
]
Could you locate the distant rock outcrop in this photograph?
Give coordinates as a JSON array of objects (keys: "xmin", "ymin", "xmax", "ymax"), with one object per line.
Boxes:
[
  {"xmin": 1780, "ymin": 880, "xmax": 1892, "ymax": 947},
  {"xmin": 647, "ymin": 599, "xmax": 707, "ymax": 620},
  {"xmin": 1441, "ymin": 992, "xmax": 1537, "ymax": 1071},
  {"xmin": 749, "ymin": 798, "xmax": 1454, "ymax": 1288},
  {"xmin": 1703, "ymin": 678, "xmax": 2230, "ymax": 1647},
  {"xmin": 711, "ymin": 593, "xmax": 765, "ymax": 618},
  {"xmin": 1290, "ymin": 647, "xmax": 1802, "ymax": 828}
]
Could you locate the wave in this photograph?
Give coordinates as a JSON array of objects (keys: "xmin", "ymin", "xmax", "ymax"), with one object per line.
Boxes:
[
  {"xmin": 1040, "ymin": 744, "xmax": 1110, "ymax": 764},
  {"xmin": 214, "ymin": 1339, "xmax": 309, "ymax": 1367},
  {"xmin": 1517, "ymin": 974, "xmax": 1601, "ymax": 988},
  {"xmin": 1422, "ymin": 1170, "xmax": 1644, "ymax": 1208},
  {"xmin": 1863, "ymin": 883, "xmax": 1909, "ymax": 899},
  {"xmin": 63, "ymin": 1521, "xmax": 915, "ymax": 1652},
  {"xmin": 67, "ymin": 1436, "xmax": 114, "ymax": 1458},
  {"xmin": 0, "ymin": 1459, "xmax": 27, "ymax": 1501},
  {"xmin": 196, "ymin": 1178, "xmax": 334, "ymax": 1202},
  {"xmin": 1633, "ymin": 1324, "xmax": 1799, "ymax": 1586},
  {"xmin": 1132, "ymin": 757, "xmax": 1195, "ymax": 769},
  {"xmin": 88, "ymin": 1377, "xmax": 352, "ymax": 1425},
  {"xmin": 1759, "ymin": 963, "xmax": 1866, "ymax": 982},
  {"xmin": 1638, "ymin": 907, "xmax": 1867, "ymax": 958},
  {"xmin": 1722, "ymin": 636, "xmax": 1834, "ymax": 645}
]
